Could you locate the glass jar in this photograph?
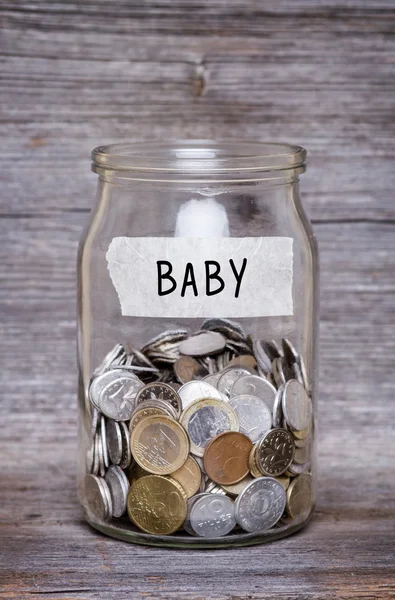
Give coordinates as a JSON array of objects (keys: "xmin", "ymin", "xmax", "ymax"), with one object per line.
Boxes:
[{"xmin": 78, "ymin": 141, "xmax": 318, "ymax": 548}]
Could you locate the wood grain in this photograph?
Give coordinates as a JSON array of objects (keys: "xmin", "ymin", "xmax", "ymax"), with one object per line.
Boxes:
[{"xmin": 1, "ymin": 1, "xmax": 395, "ymax": 599}]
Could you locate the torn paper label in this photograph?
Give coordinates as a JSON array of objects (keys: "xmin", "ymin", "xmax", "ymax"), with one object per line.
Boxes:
[{"xmin": 106, "ymin": 237, "xmax": 294, "ymax": 318}]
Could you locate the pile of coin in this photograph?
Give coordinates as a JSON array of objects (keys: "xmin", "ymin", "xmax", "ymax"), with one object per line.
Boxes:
[{"xmin": 84, "ymin": 318, "xmax": 313, "ymax": 538}]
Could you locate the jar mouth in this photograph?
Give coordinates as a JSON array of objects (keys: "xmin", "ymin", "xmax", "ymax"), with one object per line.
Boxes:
[{"xmin": 91, "ymin": 140, "xmax": 306, "ymax": 177}]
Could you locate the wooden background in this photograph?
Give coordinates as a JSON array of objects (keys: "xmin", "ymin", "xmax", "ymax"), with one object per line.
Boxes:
[{"xmin": 1, "ymin": 1, "xmax": 395, "ymax": 598}]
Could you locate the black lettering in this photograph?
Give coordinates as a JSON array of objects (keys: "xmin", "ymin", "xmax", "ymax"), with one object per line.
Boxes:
[
  {"xmin": 205, "ymin": 261, "xmax": 225, "ymax": 296},
  {"xmin": 157, "ymin": 260, "xmax": 177, "ymax": 296},
  {"xmin": 181, "ymin": 262, "xmax": 198, "ymax": 297},
  {"xmin": 229, "ymin": 258, "xmax": 247, "ymax": 298}
]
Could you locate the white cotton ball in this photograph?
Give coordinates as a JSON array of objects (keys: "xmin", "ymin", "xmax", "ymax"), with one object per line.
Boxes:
[{"xmin": 175, "ymin": 198, "xmax": 230, "ymax": 237}]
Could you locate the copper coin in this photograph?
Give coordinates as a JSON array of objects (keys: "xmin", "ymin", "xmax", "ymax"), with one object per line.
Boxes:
[
  {"xmin": 203, "ymin": 431, "xmax": 253, "ymax": 485},
  {"xmin": 174, "ymin": 356, "xmax": 206, "ymax": 384},
  {"xmin": 227, "ymin": 354, "xmax": 257, "ymax": 371}
]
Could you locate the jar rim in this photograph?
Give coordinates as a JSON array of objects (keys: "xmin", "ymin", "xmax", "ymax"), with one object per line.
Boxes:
[{"xmin": 91, "ymin": 140, "xmax": 306, "ymax": 175}]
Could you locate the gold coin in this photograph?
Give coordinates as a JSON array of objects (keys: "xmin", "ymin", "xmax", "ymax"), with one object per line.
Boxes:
[
  {"xmin": 131, "ymin": 415, "xmax": 189, "ymax": 475},
  {"xmin": 222, "ymin": 474, "xmax": 254, "ymax": 496},
  {"xmin": 292, "ymin": 420, "xmax": 312, "ymax": 440},
  {"xmin": 129, "ymin": 405, "xmax": 170, "ymax": 436},
  {"xmin": 248, "ymin": 443, "xmax": 262, "ymax": 478},
  {"xmin": 286, "ymin": 473, "xmax": 313, "ymax": 519},
  {"xmin": 170, "ymin": 455, "xmax": 202, "ymax": 498},
  {"xmin": 275, "ymin": 475, "xmax": 290, "ymax": 491},
  {"xmin": 124, "ymin": 463, "xmax": 151, "ymax": 485},
  {"xmin": 294, "ymin": 439, "xmax": 312, "ymax": 464},
  {"xmin": 127, "ymin": 475, "xmax": 187, "ymax": 534}
]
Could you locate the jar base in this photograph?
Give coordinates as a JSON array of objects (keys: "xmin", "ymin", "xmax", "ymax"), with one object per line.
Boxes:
[{"xmin": 86, "ymin": 512, "xmax": 313, "ymax": 549}]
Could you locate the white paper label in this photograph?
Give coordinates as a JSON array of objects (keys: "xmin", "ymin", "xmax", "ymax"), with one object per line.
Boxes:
[{"xmin": 106, "ymin": 237, "xmax": 293, "ymax": 318}]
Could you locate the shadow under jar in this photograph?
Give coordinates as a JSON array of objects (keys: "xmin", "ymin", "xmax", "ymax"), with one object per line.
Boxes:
[{"xmin": 78, "ymin": 140, "xmax": 319, "ymax": 548}]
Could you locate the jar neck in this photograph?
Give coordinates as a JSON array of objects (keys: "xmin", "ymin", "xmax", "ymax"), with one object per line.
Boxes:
[{"xmin": 94, "ymin": 166, "xmax": 304, "ymax": 187}]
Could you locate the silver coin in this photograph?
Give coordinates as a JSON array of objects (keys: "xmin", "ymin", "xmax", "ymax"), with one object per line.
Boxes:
[
  {"xmin": 205, "ymin": 480, "xmax": 226, "ymax": 495},
  {"xmin": 90, "ymin": 407, "xmax": 100, "ymax": 438},
  {"xmin": 93, "ymin": 344, "xmax": 126, "ymax": 376},
  {"xmin": 86, "ymin": 442, "xmax": 95, "ymax": 474},
  {"xmin": 217, "ymin": 367, "xmax": 253, "ymax": 397},
  {"xmin": 235, "ymin": 477, "xmax": 286, "ymax": 533},
  {"xmin": 228, "ymin": 395, "xmax": 272, "ymax": 443},
  {"xmin": 183, "ymin": 493, "xmax": 210, "ymax": 535},
  {"xmin": 106, "ymin": 419, "xmax": 123, "ymax": 465},
  {"xmin": 97, "ymin": 433, "xmax": 106, "ymax": 477},
  {"xmin": 230, "ymin": 375, "xmax": 277, "ymax": 411},
  {"xmin": 189, "ymin": 494, "xmax": 236, "ymax": 537},
  {"xmin": 179, "ymin": 331, "xmax": 226, "ymax": 357},
  {"xmin": 90, "ymin": 369, "xmax": 136, "ymax": 409},
  {"xmin": 252, "ymin": 340, "xmax": 272, "ymax": 374},
  {"xmin": 84, "ymin": 474, "xmax": 112, "ymax": 522},
  {"xmin": 109, "ymin": 364, "xmax": 159, "ymax": 374},
  {"xmin": 100, "ymin": 415, "xmax": 109, "ymax": 469},
  {"xmin": 292, "ymin": 361, "xmax": 304, "ymax": 385},
  {"xmin": 141, "ymin": 329, "xmax": 188, "ymax": 353},
  {"xmin": 92, "ymin": 432, "xmax": 100, "ymax": 475},
  {"xmin": 272, "ymin": 357, "xmax": 286, "ymax": 388},
  {"xmin": 104, "ymin": 465, "xmax": 129, "ymax": 518},
  {"xmin": 119, "ymin": 421, "xmax": 132, "ymax": 469},
  {"xmin": 178, "ymin": 380, "xmax": 224, "ymax": 410},
  {"xmin": 99, "ymin": 375, "xmax": 143, "ymax": 421},
  {"xmin": 202, "ymin": 373, "xmax": 221, "ymax": 387},
  {"xmin": 200, "ymin": 318, "xmax": 246, "ymax": 341},
  {"xmin": 135, "ymin": 382, "xmax": 182, "ymax": 417},
  {"xmin": 299, "ymin": 354, "xmax": 310, "ymax": 393},
  {"xmin": 282, "ymin": 338, "xmax": 299, "ymax": 366},
  {"xmin": 287, "ymin": 460, "xmax": 311, "ymax": 476},
  {"xmin": 273, "ymin": 385, "xmax": 284, "ymax": 427},
  {"xmin": 282, "ymin": 379, "xmax": 312, "ymax": 431},
  {"xmin": 294, "ymin": 437, "xmax": 312, "ymax": 464}
]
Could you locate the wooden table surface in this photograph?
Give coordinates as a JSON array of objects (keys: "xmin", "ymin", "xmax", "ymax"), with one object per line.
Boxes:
[{"xmin": 1, "ymin": 1, "xmax": 395, "ymax": 598}]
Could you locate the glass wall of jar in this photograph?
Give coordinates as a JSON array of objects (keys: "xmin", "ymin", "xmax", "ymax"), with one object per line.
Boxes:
[{"xmin": 78, "ymin": 141, "xmax": 319, "ymax": 548}]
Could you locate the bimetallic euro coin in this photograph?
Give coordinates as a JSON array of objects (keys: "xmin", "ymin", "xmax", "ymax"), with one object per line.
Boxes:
[
  {"xmin": 131, "ymin": 415, "xmax": 189, "ymax": 475},
  {"xmin": 180, "ymin": 398, "xmax": 239, "ymax": 457}
]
